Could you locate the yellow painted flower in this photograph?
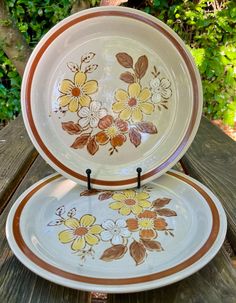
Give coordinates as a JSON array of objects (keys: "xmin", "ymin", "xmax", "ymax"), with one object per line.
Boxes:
[
  {"xmin": 109, "ymin": 190, "xmax": 151, "ymax": 216},
  {"xmin": 58, "ymin": 72, "xmax": 98, "ymax": 112},
  {"xmin": 58, "ymin": 215, "xmax": 103, "ymax": 251},
  {"xmin": 112, "ymin": 83, "xmax": 154, "ymax": 122}
]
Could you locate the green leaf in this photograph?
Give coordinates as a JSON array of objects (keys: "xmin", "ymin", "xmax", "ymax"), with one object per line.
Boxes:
[
  {"xmin": 154, "ymin": 0, "xmax": 161, "ymax": 8},
  {"xmin": 223, "ymin": 109, "xmax": 236, "ymax": 126},
  {"xmin": 191, "ymin": 48, "xmax": 205, "ymax": 67}
]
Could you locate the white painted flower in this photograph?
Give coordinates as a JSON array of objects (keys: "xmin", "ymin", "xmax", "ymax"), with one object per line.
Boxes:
[
  {"xmin": 78, "ymin": 101, "xmax": 107, "ymax": 128},
  {"xmin": 101, "ymin": 219, "xmax": 131, "ymax": 245},
  {"xmin": 150, "ymin": 78, "xmax": 172, "ymax": 103}
]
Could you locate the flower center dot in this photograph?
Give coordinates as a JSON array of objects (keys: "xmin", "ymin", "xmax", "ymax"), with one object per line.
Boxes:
[
  {"xmin": 106, "ymin": 125, "xmax": 118, "ymax": 138},
  {"xmin": 71, "ymin": 87, "xmax": 81, "ymax": 97},
  {"xmin": 112, "ymin": 227, "xmax": 120, "ymax": 235},
  {"xmin": 74, "ymin": 227, "xmax": 88, "ymax": 236},
  {"xmin": 139, "ymin": 218, "xmax": 154, "ymax": 229},
  {"xmin": 128, "ymin": 97, "xmax": 137, "ymax": 107},
  {"xmin": 125, "ymin": 199, "xmax": 136, "ymax": 206}
]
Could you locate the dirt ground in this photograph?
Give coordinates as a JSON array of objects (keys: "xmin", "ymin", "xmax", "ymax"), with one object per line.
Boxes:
[{"xmin": 211, "ymin": 120, "xmax": 236, "ymax": 141}]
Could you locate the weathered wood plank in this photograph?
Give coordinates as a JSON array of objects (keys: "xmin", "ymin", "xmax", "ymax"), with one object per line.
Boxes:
[
  {"xmin": 0, "ymin": 156, "xmax": 90, "ymax": 303},
  {"xmin": 0, "ymin": 116, "xmax": 38, "ymax": 213},
  {"xmin": 181, "ymin": 116, "xmax": 236, "ymax": 251},
  {"xmin": 108, "ymin": 248, "xmax": 236, "ymax": 303}
]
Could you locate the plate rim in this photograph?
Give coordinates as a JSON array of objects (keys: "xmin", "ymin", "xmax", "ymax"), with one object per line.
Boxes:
[
  {"xmin": 6, "ymin": 170, "xmax": 227, "ymax": 293},
  {"xmin": 21, "ymin": 6, "xmax": 203, "ymax": 189}
]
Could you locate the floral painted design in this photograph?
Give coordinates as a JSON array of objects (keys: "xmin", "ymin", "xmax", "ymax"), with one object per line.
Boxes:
[
  {"xmin": 150, "ymin": 78, "xmax": 172, "ymax": 104},
  {"xmin": 101, "ymin": 219, "xmax": 131, "ymax": 245},
  {"xmin": 112, "ymin": 83, "xmax": 154, "ymax": 122},
  {"xmin": 48, "ymin": 207, "xmax": 103, "ymax": 259},
  {"xmin": 58, "ymin": 215, "xmax": 103, "ymax": 251},
  {"xmin": 126, "ymin": 210, "xmax": 168, "ymax": 240},
  {"xmin": 78, "ymin": 101, "xmax": 107, "ymax": 128},
  {"xmin": 96, "ymin": 115, "xmax": 128, "ymax": 154},
  {"xmin": 48, "ymin": 190, "xmax": 176, "ymax": 266},
  {"xmin": 150, "ymin": 66, "xmax": 172, "ymax": 111},
  {"xmin": 109, "ymin": 189, "xmax": 151, "ymax": 215},
  {"xmin": 59, "ymin": 72, "xmax": 98, "ymax": 112},
  {"xmin": 55, "ymin": 51, "xmax": 172, "ymax": 155}
]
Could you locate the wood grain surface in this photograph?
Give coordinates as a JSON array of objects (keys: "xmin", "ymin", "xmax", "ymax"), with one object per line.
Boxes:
[
  {"xmin": 0, "ymin": 116, "xmax": 38, "ymax": 213},
  {"xmin": 181, "ymin": 116, "xmax": 236, "ymax": 251}
]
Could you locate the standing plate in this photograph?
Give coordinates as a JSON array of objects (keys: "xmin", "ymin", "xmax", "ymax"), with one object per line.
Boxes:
[
  {"xmin": 21, "ymin": 6, "xmax": 202, "ymax": 189},
  {"xmin": 6, "ymin": 171, "xmax": 226, "ymax": 293}
]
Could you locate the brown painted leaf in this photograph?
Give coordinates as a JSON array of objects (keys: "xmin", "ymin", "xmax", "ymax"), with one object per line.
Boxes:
[
  {"xmin": 71, "ymin": 133, "xmax": 90, "ymax": 149},
  {"xmin": 120, "ymin": 72, "xmax": 135, "ymax": 83},
  {"xmin": 129, "ymin": 128, "xmax": 141, "ymax": 147},
  {"xmin": 153, "ymin": 198, "xmax": 171, "ymax": 209},
  {"xmin": 116, "ymin": 53, "xmax": 133, "ymax": 68},
  {"xmin": 135, "ymin": 122, "xmax": 157, "ymax": 134},
  {"xmin": 156, "ymin": 208, "xmax": 177, "ymax": 217},
  {"xmin": 87, "ymin": 137, "xmax": 99, "ymax": 155},
  {"xmin": 80, "ymin": 189, "xmax": 101, "ymax": 196},
  {"xmin": 129, "ymin": 240, "xmax": 146, "ymax": 266},
  {"xmin": 141, "ymin": 239, "xmax": 164, "ymax": 252},
  {"xmin": 62, "ymin": 121, "xmax": 82, "ymax": 135},
  {"xmin": 135, "ymin": 55, "xmax": 148, "ymax": 79},
  {"xmin": 98, "ymin": 191, "xmax": 113, "ymax": 201},
  {"xmin": 100, "ymin": 245, "xmax": 127, "ymax": 261}
]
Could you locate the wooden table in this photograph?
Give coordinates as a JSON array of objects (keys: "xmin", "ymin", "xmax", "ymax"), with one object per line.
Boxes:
[{"xmin": 0, "ymin": 115, "xmax": 236, "ymax": 303}]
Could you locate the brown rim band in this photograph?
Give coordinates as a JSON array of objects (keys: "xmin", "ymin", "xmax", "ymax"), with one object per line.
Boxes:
[
  {"xmin": 13, "ymin": 172, "xmax": 219, "ymax": 285},
  {"xmin": 25, "ymin": 10, "xmax": 200, "ymax": 187}
]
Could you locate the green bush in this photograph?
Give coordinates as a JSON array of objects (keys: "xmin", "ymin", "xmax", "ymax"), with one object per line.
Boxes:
[
  {"xmin": 0, "ymin": 0, "xmax": 73, "ymax": 121},
  {"xmin": 7, "ymin": 0, "xmax": 73, "ymax": 46},
  {"xmin": 0, "ymin": 50, "xmax": 21, "ymax": 120},
  {"xmin": 140, "ymin": 0, "xmax": 236, "ymax": 125},
  {"xmin": 0, "ymin": 0, "xmax": 235, "ymax": 125}
]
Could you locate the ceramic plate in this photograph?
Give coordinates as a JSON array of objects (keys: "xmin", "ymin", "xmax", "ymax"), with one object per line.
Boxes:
[
  {"xmin": 6, "ymin": 170, "xmax": 226, "ymax": 293},
  {"xmin": 21, "ymin": 6, "xmax": 202, "ymax": 189}
]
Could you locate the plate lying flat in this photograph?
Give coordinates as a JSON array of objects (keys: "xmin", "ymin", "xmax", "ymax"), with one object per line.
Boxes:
[
  {"xmin": 6, "ymin": 171, "xmax": 226, "ymax": 293},
  {"xmin": 21, "ymin": 6, "xmax": 202, "ymax": 189}
]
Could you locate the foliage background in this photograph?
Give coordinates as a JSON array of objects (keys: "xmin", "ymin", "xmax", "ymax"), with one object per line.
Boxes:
[{"xmin": 0, "ymin": 0, "xmax": 235, "ymax": 125}]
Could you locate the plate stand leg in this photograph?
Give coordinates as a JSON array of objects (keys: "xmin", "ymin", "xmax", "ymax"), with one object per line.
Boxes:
[
  {"xmin": 136, "ymin": 167, "xmax": 142, "ymax": 189},
  {"xmin": 86, "ymin": 169, "xmax": 91, "ymax": 190}
]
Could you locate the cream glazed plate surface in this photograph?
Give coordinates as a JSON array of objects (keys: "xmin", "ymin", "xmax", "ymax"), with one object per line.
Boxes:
[
  {"xmin": 21, "ymin": 6, "xmax": 202, "ymax": 189},
  {"xmin": 6, "ymin": 171, "xmax": 226, "ymax": 293}
]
